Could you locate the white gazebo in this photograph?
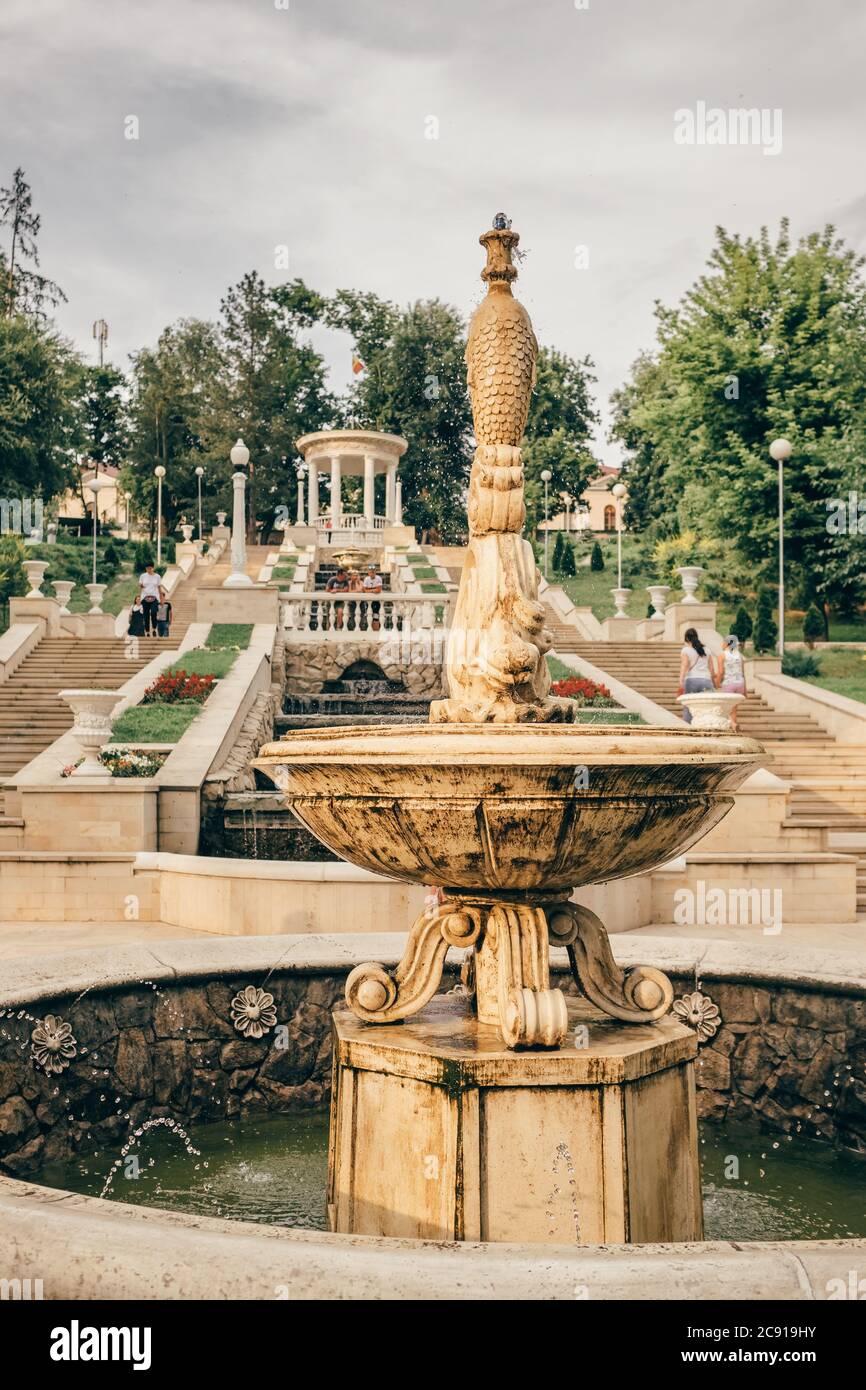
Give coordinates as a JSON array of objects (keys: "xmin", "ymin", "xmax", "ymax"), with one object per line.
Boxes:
[{"xmin": 295, "ymin": 429, "xmax": 407, "ymax": 547}]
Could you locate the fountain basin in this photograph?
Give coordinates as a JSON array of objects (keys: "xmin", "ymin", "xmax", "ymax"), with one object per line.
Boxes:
[{"xmin": 254, "ymin": 723, "xmax": 763, "ymax": 893}]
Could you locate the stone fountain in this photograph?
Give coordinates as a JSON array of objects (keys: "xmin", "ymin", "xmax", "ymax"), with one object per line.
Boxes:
[{"xmin": 254, "ymin": 218, "xmax": 762, "ymax": 1244}]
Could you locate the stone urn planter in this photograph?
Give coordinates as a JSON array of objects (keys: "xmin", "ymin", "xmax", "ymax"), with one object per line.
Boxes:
[
  {"xmin": 52, "ymin": 580, "xmax": 75, "ymax": 614},
  {"xmin": 23, "ymin": 560, "xmax": 49, "ymax": 597},
  {"xmin": 85, "ymin": 582, "xmax": 107, "ymax": 613},
  {"xmin": 675, "ymin": 566, "xmax": 704, "ymax": 604},
  {"xmin": 610, "ymin": 587, "xmax": 631, "ymax": 618},
  {"xmin": 59, "ymin": 689, "xmax": 122, "ymax": 779},
  {"xmin": 180, "ymin": 524, "xmax": 194, "ymax": 542},
  {"xmin": 646, "ymin": 584, "xmax": 670, "ymax": 619},
  {"xmin": 216, "ymin": 511, "xmax": 227, "ymax": 526},
  {"xmin": 677, "ymin": 691, "xmax": 744, "ymax": 731}
]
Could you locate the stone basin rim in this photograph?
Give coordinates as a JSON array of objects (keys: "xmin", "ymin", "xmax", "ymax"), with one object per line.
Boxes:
[{"xmin": 254, "ymin": 722, "xmax": 764, "ymax": 767}]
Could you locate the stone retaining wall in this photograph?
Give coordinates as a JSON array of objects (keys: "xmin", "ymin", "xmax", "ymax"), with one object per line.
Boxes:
[{"xmin": 2, "ymin": 958, "xmax": 864, "ymax": 1176}]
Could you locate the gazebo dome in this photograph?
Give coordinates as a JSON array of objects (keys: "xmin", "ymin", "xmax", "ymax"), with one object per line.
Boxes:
[{"xmin": 294, "ymin": 429, "xmax": 407, "ymax": 539}]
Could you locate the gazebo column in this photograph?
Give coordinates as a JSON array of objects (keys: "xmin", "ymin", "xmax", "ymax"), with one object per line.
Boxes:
[
  {"xmin": 363, "ymin": 454, "xmax": 376, "ymax": 527},
  {"xmin": 386, "ymin": 462, "xmax": 398, "ymax": 522},
  {"xmin": 308, "ymin": 465, "xmax": 319, "ymax": 524},
  {"xmin": 330, "ymin": 455, "xmax": 342, "ymax": 525},
  {"xmin": 395, "ymin": 477, "xmax": 403, "ymax": 525}
]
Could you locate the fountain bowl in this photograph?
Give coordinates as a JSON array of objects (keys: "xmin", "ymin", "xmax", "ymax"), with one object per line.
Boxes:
[{"xmin": 254, "ymin": 722, "xmax": 763, "ymax": 894}]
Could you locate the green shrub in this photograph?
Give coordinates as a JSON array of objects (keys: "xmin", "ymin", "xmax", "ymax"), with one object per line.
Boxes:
[
  {"xmin": 559, "ymin": 539, "xmax": 577, "ymax": 576},
  {"xmin": 782, "ymin": 650, "xmax": 823, "ymax": 679},
  {"xmin": 732, "ymin": 605, "xmax": 753, "ymax": 646},
  {"xmin": 205, "ymin": 623, "xmax": 252, "ymax": 650},
  {"xmin": 552, "ymin": 531, "xmax": 565, "ymax": 571},
  {"xmin": 590, "ymin": 541, "xmax": 604, "ymax": 572},
  {"xmin": 803, "ymin": 604, "xmax": 825, "ymax": 649},
  {"xmin": 753, "ymin": 586, "xmax": 778, "ymax": 654}
]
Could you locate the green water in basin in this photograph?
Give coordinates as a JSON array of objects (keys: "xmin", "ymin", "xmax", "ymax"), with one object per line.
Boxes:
[{"xmin": 31, "ymin": 1111, "xmax": 866, "ymax": 1241}]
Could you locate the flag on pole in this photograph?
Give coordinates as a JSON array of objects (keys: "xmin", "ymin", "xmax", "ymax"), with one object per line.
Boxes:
[{"xmin": 351, "ymin": 352, "xmax": 365, "ymax": 375}]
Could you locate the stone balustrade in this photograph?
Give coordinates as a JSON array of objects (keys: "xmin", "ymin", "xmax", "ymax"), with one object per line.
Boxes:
[{"xmin": 281, "ymin": 591, "xmax": 452, "ymax": 639}]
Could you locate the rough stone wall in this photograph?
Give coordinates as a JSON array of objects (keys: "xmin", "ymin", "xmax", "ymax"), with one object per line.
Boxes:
[
  {"xmin": 2, "ymin": 970, "xmax": 864, "ymax": 1177},
  {"xmin": 199, "ymin": 690, "xmax": 277, "ymax": 853},
  {"xmin": 284, "ymin": 638, "xmax": 445, "ymax": 697},
  {"xmin": 0, "ymin": 973, "xmax": 347, "ymax": 1176}
]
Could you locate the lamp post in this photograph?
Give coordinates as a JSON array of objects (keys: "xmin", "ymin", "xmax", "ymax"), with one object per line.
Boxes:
[
  {"xmin": 124, "ymin": 490, "xmax": 132, "ymax": 541},
  {"xmin": 154, "ymin": 465, "xmax": 166, "ymax": 567},
  {"xmin": 224, "ymin": 438, "xmax": 253, "ymax": 588},
  {"xmin": 195, "ymin": 466, "xmax": 204, "ymax": 542},
  {"xmin": 86, "ymin": 472, "xmax": 111, "ymax": 585},
  {"xmin": 295, "ymin": 460, "xmax": 306, "ymax": 525},
  {"xmin": 769, "ymin": 438, "xmax": 792, "ymax": 657},
  {"xmin": 612, "ymin": 481, "xmax": 627, "ymax": 589},
  {"xmin": 540, "ymin": 469, "xmax": 552, "ymax": 579}
]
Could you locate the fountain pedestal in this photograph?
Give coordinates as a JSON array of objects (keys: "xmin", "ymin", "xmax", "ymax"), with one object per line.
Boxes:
[{"xmin": 328, "ymin": 993, "xmax": 702, "ymax": 1245}]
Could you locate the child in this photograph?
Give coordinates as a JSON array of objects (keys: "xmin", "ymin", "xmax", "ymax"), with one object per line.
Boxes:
[
  {"xmin": 155, "ymin": 590, "xmax": 172, "ymax": 638},
  {"xmin": 128, "ymin": 598, "xmax": 147, "ymax": 637}
]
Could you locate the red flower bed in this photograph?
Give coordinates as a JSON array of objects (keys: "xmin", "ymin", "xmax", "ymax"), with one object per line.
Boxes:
[
  {"xmin": 551, "ymin": 675, "xmax": 615, "ymax": 706},
  {"xmin": 142, "ymin": 670, "xmax": 215, "ymax": 705}
]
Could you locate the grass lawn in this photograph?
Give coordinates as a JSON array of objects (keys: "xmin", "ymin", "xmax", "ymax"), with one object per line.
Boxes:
[
  {"xmin": 547, "ymin": 655, "xmax": 577, "ymax": 681},
  {"xmin": 168, "ymin": 648, "xmax": 236, "ymax": 679},
  {"xmin": 204, "ymin": 623, "xmax": 253, "ymax": 650},
  {"xmin": 111, "ymin": 702, "xmax": 202, "ymax": 743},
  {"xmin": 801, "ymin": 646, "xmax": 866, "ymax": 705},
  {"xmin": 548, "ymin": 534, "xmax": 655, "ymax": 619},
  {"xmin": 68, "ymin": 571, "xmax": 138, "ymax": 616}
]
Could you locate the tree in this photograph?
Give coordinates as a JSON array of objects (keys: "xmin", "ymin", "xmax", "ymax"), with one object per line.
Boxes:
[
  {"xmin": 522, "ymin": 348, "xmax": 600, "ymax": 507},
  {"xmin": 560, "ymin": 537, "xmax": 577, "ymax": 576},
  {"xmin": 590, "ymin": 541, "xmax": 604, "ymax": 571},
  {"xmin": 0, "ymin": 313, "xmax": 79, "ymax": 503},
  {"xmin": 0, "ymin": 534, "xmax": 26, "ymax": 624},
  {"xmin": 753, "ymin": 586, "xmax": 778, "ymax": 654},
  {"xmin": 0, "ymin": 168, "xmax": 65, "ymax": 319},
  {"xmin": 219, "ymin": 273, "xmax": 333, "ymax": 540},
  {"xmin": 803, "ymin": 604, "xmax": 824, "ymax": 649},
  {"xmin": 610, "ymin": 221, "xmax": 866, "ymax": 618},
  {"xmin": 127, "ymin": 318, "xmax": 225, "ymax": 540},
  {"xmin": 326, "ymin": 291, "xmax": 472, "ymax": 540},
  {"xmin": 732, "ymin": 605, "xmax": 753, "ymax": 646}
]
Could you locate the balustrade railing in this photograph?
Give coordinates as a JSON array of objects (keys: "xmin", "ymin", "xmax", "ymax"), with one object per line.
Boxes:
[
  {"xmin": 313, "ymin": 513, "xmax": 387, "ymax": 531},
  {"xmin": 281, "ymin": 591, "xmax": 451, "ymax": 638}
]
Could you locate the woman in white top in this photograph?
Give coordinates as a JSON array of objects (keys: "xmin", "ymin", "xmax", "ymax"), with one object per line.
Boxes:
[
  {"xmin": 677, "ymin": 627, "xmax": 714, "ymax": 725},
  {"xmin": 715, "ymin": 634, "xmax": 747, "ymax": 729}
]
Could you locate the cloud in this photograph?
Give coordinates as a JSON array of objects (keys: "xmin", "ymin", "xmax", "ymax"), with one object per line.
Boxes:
[{"xmin": 2, "ymin": 0, "xmax": 865, "ymax": 465}]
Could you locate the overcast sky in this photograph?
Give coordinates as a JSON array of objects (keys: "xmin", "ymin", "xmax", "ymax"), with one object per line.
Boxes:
[{"xmin": 3, "ymin": 0, "xmax": 865, "ymax": 466}]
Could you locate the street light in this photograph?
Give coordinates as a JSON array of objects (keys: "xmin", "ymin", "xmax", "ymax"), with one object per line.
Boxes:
[
  {"xmin": 540, "ymin": 469, "xmax": 552, "ymax": 578},
  {"xmin": 224, "ymin": 439, "xmax": 253, "ymax": 588},
  {"xmin": 195, "ymin": 466, "xmax": 205, "ymax": 542},
  {"xmin": 86, "ymin": 472, "xmax": 111, "ymax": 584},
  {"xmin": 154, "ymin": 466, "xmax": 166, "ymax": 567},
  {"xmin": 295, "ymin": 459, "xmax": 307, "ymax": 526},
  {"xmin": 612, "ymin": 481, "xmax": 627, "ymax": 590},
  {"xmin": 769, "ymin": 438, "xmax": 792, "ymax": 657},
  {"xmin": 124, "ymin": 490, "xmax": 132, "ymax": 542}
]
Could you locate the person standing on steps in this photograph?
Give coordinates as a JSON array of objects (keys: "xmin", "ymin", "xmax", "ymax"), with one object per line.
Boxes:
[
  {"xmin": 677, "ymin": 626, "xmax": 714, "ymax": 724},
  {"xmin": 139, "ymin": 562, "xmax": 162, "ymax": 636},
  {"xmin": 127, "ymin": 597, "xmax": 147, "ymax": 638},
  {"xmin": 715, "ymin": 634, "xmax": 746, "ymax": 729},
  {"xmin": 155, "ymin": 587, "xmax": 173, "ymax": 639}
]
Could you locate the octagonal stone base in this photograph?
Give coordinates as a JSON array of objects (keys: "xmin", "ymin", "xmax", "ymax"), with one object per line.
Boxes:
[{"xmin": 328, "ymin": 993, "xmax": 703, "ymax": 1244}]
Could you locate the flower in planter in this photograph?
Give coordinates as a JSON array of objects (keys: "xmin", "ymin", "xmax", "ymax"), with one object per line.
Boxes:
[
  {"xmin": 550, "ymin": 675, "xmax": 617, "ymax": 707},
  {"xmin": 672, "ymin": 990, "xmax": 721, "ymax": 1042},
  {"xmin": 143, "ymin": 670, "xmax": 216, "ymax": 705},
  {"xmin": 31, "ymin": 1014, "xmax": 78, "ymax": 1073},
  {"xmin": 230, "ymin": 985, "xmax": 278, "ymax": 1039}
]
